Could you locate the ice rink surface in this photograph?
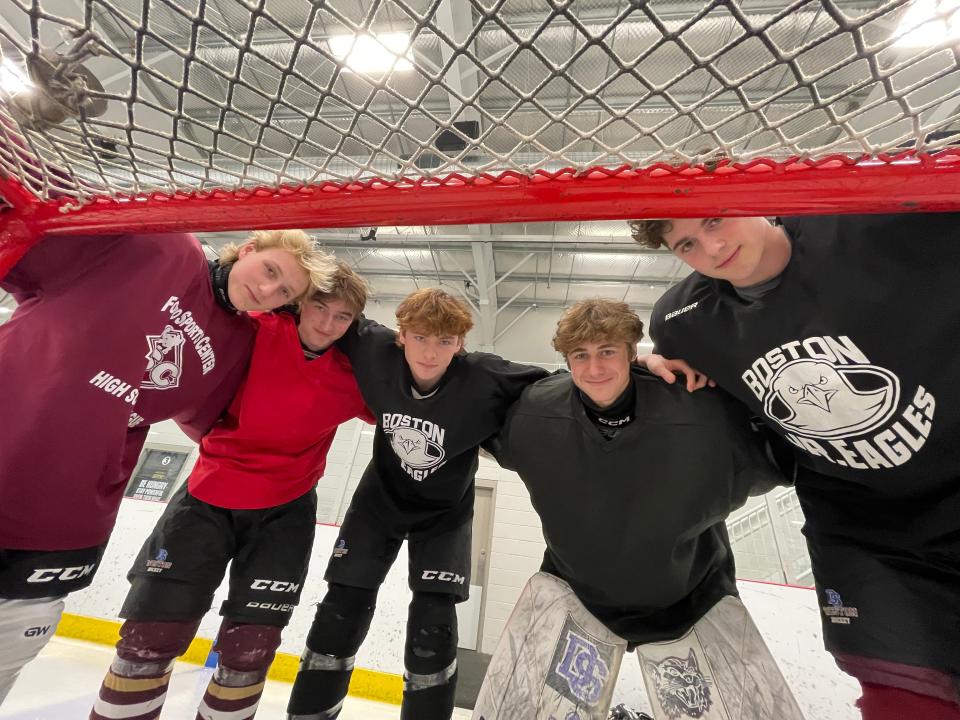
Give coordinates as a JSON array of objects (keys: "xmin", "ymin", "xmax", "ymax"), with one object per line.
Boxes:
[{"xmin": 0, "ymin": 581, "xmax": 861, "ymax": 720}]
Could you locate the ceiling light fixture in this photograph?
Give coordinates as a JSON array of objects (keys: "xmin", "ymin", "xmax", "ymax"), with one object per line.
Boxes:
[
  {"xmin": 894, "ymin": 0, "xmax": 960, "ymax": 47},
  {"xmin": 0, "ymin": 56, "xmax": 32, "ymax": 96},
  {"xmin": 328, "ymin": 32, "xmax": 414, "ymax": 74}
]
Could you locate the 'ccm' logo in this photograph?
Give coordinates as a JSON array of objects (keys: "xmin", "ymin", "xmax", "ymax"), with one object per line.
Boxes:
[
  {"xmin": 26, "ymin": 565, "xmax": 96, "ymax": 583},
  {"xmin": 421, "ymin": 570, "xmax": 466, "ymax": 584},
  {"xmin": 250, "ymin": 579, "xmax": 300, "ymax": 593},
  {"xmin": 24, "ymin": 625, "xmax": 51, "ymax": 638}
]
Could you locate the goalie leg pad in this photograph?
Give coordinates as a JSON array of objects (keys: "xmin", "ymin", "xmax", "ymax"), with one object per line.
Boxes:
[
  {"xmin": 472, "ymin": 572, "xmax": 627, "ymax": 720},
  {"xmin": 636, "ymin": 595, "xmax": 804, "ymax": 720}
]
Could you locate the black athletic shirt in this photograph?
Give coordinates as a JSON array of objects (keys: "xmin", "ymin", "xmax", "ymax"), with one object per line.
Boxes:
[
  {"xmin": 489, "ymin": 366, "xmax": 785, "ymax": 644},
  {"xmin": 337, "ymin": 318, "xmax": 548, "ymax": 534},
  {"xmin": 651, "ymin": 213, "xmax": 960, "ymax": 553}
]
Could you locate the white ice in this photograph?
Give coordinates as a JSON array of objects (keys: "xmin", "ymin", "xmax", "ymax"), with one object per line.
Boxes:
[{"xmin": 0, "ymin": 637, "xmax": 472, "ymax": 720}]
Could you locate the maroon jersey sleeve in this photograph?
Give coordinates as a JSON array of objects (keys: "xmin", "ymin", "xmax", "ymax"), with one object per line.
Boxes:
[
  {"xmin": 0, "ymin": 233, "xmax": 125, "ymax": 299},
  {"xmin": 119, "ymin": 426, "xmax": 150, "ymax": 485}
]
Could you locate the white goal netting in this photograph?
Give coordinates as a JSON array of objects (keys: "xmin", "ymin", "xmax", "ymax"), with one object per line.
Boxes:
[{"xmin": 0, "ymin": 0, "xmax": 959, "ymax": 206}]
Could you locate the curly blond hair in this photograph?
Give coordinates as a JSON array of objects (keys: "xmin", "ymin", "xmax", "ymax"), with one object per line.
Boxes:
[
  {"xmin": 218, "ymin": 229, "xmax": 336, "ymax": 300},
  {"xmin": 552, "ymin": 298, "xmax": 644, "ymax": 359}
]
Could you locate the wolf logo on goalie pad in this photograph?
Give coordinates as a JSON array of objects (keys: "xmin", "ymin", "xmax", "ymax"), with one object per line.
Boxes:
[
  {"xmin": 546, "ymin": 616, "xmax": 617, "ymax": 707},
  {"xmin": 642, "ymin": 649, "xmax": 712, "ymax": 719}
]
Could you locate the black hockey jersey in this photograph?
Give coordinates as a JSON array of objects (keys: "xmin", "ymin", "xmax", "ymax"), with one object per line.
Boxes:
[
  {"xmin": 651, "ymin": 213, "xmax": 960, "ymax": 552},
  {"xmin": 489, "ymin": 367, "xmax": 785, "ymax": 644},
  {"xmin": 337, "ymin": 318, "xmax": 548, "ymax": 533}
]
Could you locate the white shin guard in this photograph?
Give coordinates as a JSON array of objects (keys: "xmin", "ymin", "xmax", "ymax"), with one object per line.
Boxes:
[
  {"xmin": 0, "ymin": 595, "xmax": 66, "ymax": 705},
  {"xmin": 473, "ymin": 572, "xmax": 628, "ymax": 720}
]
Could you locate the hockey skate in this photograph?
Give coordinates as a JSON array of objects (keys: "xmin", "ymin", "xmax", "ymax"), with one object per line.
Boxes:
[{"xmin": 608, "ymin": 704, "xmax": 653, "ymax": 720}]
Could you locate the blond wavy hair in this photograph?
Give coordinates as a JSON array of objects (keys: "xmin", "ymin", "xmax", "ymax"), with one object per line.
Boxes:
[
  {"xmin": 552, "ymin": 298, "xmax": 644, "ymax": 359},
  {"xmin": 218, "ymin": 229, "xmax": 337, "ymax": 300}
]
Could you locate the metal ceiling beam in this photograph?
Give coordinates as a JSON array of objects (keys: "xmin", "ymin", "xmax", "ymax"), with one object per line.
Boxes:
[
  {"xmin": 470, "ymin": 237, "xmax": 498, "ymax": 352},
  {"xmin": 312, "ymin": 236, "xmax": 655, "ymax": 250},
  {"xmin": 502, "ymin": 0, "xmax": 881, "ymax": 27},
  {"xmin": 435, "ymin": 0, "xmax": 480, "ymax": 124},
  {"xmin": 202, "ymin": 231, "xmax": 658, "ymax": 251},
  {"xmin": 368, "ymin": 292, "xmax": 654, "ymax": 311},
  {"xmin": 357, "ymin": 268, "xmax": 677, "ymax": 288},
  {"xmin": 180, "ymin": 91, "xmax": 821, "ymax": 123},
  {"xmin": 0, "ymin": 11, "xmax": 28, "ymax": 48}
]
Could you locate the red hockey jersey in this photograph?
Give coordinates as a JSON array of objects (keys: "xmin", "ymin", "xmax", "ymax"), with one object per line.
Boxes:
[{"xmin": 188, "ymin": 312, "xmax": 374, "ymax": 510}]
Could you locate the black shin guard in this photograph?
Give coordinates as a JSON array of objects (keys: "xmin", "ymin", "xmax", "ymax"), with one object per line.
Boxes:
[
  {"xmin": 400, "ymin": 592, "xmax": 459, "ymax": 720},
  {"xmin": 286, "ymin": 584, "xmax": 377, "ymax": 719}
]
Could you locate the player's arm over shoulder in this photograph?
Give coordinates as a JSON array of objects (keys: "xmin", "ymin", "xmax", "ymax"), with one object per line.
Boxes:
[
  {"xmin": 472, "ymin": 352, "xmax": 550, "ymax": 405},
  {"xmin": 480, "ymin": 371, "xmax": 566, "ymax": 472},
  {"xmin": 713, "ymin": 389, "xmax": 794, "ymax": 499},
  {"xmin": 2, "ymin": 231, "xmax": 201, "ymax": 297},
  {"xmin": 334, "ymin": 315, "xmax": 397, "ymax": 362}
]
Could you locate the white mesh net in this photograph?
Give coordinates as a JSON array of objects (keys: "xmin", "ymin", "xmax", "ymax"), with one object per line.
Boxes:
[{"xmin": 0, "ymin": 0, "xmax": 959, "ymax": 206}]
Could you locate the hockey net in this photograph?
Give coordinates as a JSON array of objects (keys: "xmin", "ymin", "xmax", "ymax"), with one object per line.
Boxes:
[{"xmin": 1, "ymin": 0, "xmax": 960, "ymax": 249}]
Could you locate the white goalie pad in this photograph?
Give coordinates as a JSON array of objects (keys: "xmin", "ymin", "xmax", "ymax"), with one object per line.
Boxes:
[
  {"xmin": 636, "ymin": 595, "xmax": 805, "ymax": 720},
  {"xmin": 473, "ymin": 572, "xmax": 628, "ymax": 720}
]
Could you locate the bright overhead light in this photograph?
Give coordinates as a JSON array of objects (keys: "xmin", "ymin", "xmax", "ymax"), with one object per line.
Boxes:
[
  {"xmin": 0, "ymin": 56, "xmax": 32, "ymax": 96},
  {"xmin": 894, "ymin": 0, "xmax": 960, "ymax": 47},
  {"xmin": 328, "ymin": 32, "xmax": 414, "ymax": 74}
]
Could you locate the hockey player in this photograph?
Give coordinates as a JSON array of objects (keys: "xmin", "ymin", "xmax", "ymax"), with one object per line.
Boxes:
[
  {"xmin": 0, "ymin": 228, "xmax": 336, "ymax": 704},
  {"xmin": 633, "ymin": 213, "xmax": 960, "ymax": 719},
  {"xmin": 86, "ymin": 262, "xmax": 374, "ymax": 720},
  {"xmin": 473, "ymin": 298, "xmax": 804, "ymax": 720},
  {"xmin": 285, "ymin": 287, "xmax": 549, "ymax": 720}
]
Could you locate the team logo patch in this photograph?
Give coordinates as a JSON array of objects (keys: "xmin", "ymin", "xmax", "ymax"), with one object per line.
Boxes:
[
  {"xmin": 142, "ymin": 325, "xmax": 185, "ymax": 390},
  {"xmin": 390, "ymin": 426, "xmax": 445, "ymax": 469},
  {"xmin": 741, "ymin": 335, "xmax": 935, "ymax": 471},
  {"xmin": 545, "ymin": 616, "xmax": 616, "ymax": 708},
  {"xmin": 763, "ymin": 359, "xmax": 899, "ymax": 439},
  {"xmin": 332, "ymin": 537, "xmax": 349, "ymax": 558},
  {"xmin": 641, "ymin": 649, "xmax": 712, "ymax": 719},
  {"xmin": 382, "ymin": 413, "xmax": 448, "ymax": 481},
  {"xmin": 146, "ymin": 548, "xmax": 172, "ymax": 573},
  {"xmin": 821, "ymin": 588, "xmax": 859, "ymax": 625}
]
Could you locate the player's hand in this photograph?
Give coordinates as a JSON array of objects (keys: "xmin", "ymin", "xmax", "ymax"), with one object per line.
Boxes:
[{"xmin": 637, "ymin": 353, "xmax": 715, "ymax": 391}]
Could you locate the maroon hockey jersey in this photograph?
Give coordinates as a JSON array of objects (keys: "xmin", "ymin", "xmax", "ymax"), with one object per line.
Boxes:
[{"xmin": 0, "ymin": 232, "xmax": 254, "ymax": 550}]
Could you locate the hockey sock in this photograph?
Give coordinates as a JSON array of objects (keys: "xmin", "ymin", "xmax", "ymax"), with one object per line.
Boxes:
[
  {"xmin": 90, "ymin": 618, "xmax": 200, "ymax": 720},
  {"xmin": 857, "ymin": 682, "xmax": 960, "ymax": 720},
  {"xmin": 196, "ymin": 620, "xmax": 281, "ymax": 720}
]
